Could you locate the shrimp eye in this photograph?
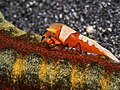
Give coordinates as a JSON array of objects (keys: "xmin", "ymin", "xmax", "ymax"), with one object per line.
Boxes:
[{"xmin": 41, "ymin": 36, "xmax": 45, "ymax": 41}]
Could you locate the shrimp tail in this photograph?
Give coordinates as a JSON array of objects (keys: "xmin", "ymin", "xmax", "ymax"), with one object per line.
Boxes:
[
  {"xmin": 102, "ymin": 47, "xmax": 119, "ymax": 62},
  {"xmin": 94, "ymin": 42, "xmax": 119, "ymax": 62}
]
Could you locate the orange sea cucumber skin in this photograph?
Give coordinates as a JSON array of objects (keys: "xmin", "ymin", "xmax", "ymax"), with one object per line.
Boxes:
[{"xmin": 0, "ymin": 30, "xmax": 120, "ymax": 90}]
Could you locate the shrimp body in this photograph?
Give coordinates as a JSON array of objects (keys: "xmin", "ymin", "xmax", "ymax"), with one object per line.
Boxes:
[{"xmin": 42, "ymin": 23, "xmax": 119, "ymax": 62}]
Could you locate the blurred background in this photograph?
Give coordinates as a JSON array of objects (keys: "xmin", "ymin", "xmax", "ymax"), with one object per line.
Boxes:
[{"xmin": 0, "ymin": 0, "xmax": 120, "ymax": 59}]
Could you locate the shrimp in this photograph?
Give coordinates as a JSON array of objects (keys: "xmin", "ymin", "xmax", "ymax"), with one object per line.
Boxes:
[{"xmin": 42, "ymin": 23, "xmax": 119, "ymax": 62}]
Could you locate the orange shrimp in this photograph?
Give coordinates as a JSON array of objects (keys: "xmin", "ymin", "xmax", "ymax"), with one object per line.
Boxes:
[{"xmin": 42, "ymin": 23, "xmax": 119, "ymax": 62}]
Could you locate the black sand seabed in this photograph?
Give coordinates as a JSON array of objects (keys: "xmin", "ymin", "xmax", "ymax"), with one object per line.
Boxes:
[{"xmin": 0, "ymin": 0, "xmax": 120, "ymax": 59}]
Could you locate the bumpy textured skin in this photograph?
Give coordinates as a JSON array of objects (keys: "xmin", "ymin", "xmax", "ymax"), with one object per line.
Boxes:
[{"xmin": 0, "ymin": 11, "xmax": 120, "ymax": 90}]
